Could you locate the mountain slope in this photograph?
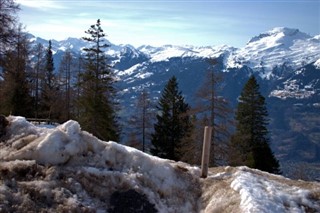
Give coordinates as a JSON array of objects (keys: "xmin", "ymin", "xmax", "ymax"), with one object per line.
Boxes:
[
  {"xmin": 226, "ymin": 27, "xmax": 320, "ymax": 78},
  {"xmin": 0, "ymin": 116, "xmax": 319, "ymax": 212}
]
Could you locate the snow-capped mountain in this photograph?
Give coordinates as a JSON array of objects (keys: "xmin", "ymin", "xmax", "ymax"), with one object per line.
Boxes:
[
  {"xmin": 25, "ymin": 27, "xmax": 320, "ymax": 179},
  {"xmin": 28, "ymin": 27, "xmax": 320, "ymax": 82},
  {"xmin": 226, "ymin": 27, "xmax": 320, "ymax": 79}
]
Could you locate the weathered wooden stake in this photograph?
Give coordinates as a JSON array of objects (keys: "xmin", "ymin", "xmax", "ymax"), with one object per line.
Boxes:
[{"xmin": 201, "ymin": 126, "xmax": 212, "ymax": 178}]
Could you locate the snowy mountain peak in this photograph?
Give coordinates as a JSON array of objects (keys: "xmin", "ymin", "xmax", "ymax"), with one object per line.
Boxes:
[
  {"xmin": 269, "ymin": 27, "xmax": 301, "ymax": 35},
  {"xmin": 120, "ymin": 45, "xmax": 144, "ymax": 58},
  {"xmin": 248, "ymin": 27, "xmax": 311, "ymax": 44},
  {"xmin": 225, "ymin": 27, "xmax": 320, "ymax": 78},
  {"xmin": 57, "ymin": 37, "xmax": 88, "ymax": 52}
]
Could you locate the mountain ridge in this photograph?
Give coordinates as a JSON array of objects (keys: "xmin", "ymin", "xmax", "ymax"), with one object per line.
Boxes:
[{"xmin": 28, "ymin": 27, "xmax": 320, "ymax": 77}]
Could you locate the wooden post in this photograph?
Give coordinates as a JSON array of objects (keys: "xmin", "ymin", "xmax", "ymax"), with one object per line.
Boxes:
[{"xmin": 201, "ymin": 126, "xmax": 212, "ymax": 178}]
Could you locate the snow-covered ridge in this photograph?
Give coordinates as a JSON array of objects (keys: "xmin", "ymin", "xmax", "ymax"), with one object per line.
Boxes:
[
  {"xmin": 248, "ymin": 27, "xmax": 311, "ymax": 44},
  {"xmin": 139, "ymin": 45, "xmax": 234, "ymax": 63},
  {"xmin": 226, "ymin": 27, "xmax": 320, "ymax": 78},
  {"xmin": 0, "ymin": 116, "xmax": 319, "ymax": 212},
  {"xmin": 28, "ymin": 27, "xmax": 320, "ymax": 80}
]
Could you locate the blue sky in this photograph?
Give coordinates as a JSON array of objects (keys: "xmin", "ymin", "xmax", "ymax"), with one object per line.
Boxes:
[{"xmin": 16, "ymin": 0, "xmax": 320, "ymax": 47}]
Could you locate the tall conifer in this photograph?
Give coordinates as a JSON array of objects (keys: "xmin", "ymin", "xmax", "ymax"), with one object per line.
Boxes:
[
  {"xmin": 151, "ymin": 76, "xmax": 192, "ymax": 161},
  {"xmin": 0, "ymin": 28, "xmax": 32, "ymax": 117},
  {"xmin": 40, "ymin": 40, "xmax": 60, "ymax": 120},
  {"xmin": 77, "ymin": 19, "xmax": 119, "ymax": 141},
  {"xmin": 229, "ymin": 75, "xmax": 280, "ymax": 174}
]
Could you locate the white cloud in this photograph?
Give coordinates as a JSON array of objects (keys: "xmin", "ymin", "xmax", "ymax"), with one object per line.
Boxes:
[{"xmin": 16, "ymin": 0, "xmax": 65, "ymax": 10}]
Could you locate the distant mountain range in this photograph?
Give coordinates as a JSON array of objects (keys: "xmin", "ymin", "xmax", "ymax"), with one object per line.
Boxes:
[{"xmin": 28, "ymin": 27, "xmax": 320, "ymax": 179}]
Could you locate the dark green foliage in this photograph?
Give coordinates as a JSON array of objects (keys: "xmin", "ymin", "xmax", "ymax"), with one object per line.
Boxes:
[
  {"xmin": 151, "ymin": 76, "xmax": 192, "ymax": 161},
  {"xmin": 77, "ymin": 19, "xmax": 119, "ymax": 141},
  {"xmin": 229, "ymin": 76, "xmax": 280, "ymax": 174},
  {"xmin": 178, "ymin": 115, "xmax": 201, "ymax": 165},
  {"xmin": 0, "ymin": 29, "xmax": 32, "ymax": 117},
  {"xmin": 40, "ymin": 40, "xmax": 60, "ymax": 120},
  {"xmin": 44, "ymin": 40, "xmax": 55, "ymax": 89}
]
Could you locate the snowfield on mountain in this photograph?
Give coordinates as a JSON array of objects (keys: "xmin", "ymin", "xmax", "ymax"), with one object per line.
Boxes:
[
  {"xmin": 226, "ymin": 27, "xmax": 320, "ymax": 77},
  {"xmin": 0, "ymin": 116, "xmax": 319, "ymax": 212},
  {"xmin": 30, "ymin": 27, "xmax": 320, "ymax": 79}
]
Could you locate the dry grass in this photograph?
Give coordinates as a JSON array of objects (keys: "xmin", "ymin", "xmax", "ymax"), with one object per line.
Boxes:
[{"xmin": 200, "ymin": 167, "xmax": 241, "ymax": 213}]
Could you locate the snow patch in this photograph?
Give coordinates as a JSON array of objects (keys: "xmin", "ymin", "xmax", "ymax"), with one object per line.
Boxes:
[
  {"xmin": 231, "ymin": 167, "xmax": 320, "ymax": 213},
  {"xmin": 314, "ymin": 58, "xmax": 320, "ymax": 69}
]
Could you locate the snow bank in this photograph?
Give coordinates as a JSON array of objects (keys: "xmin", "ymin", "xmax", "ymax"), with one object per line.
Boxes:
[
  {"xmin": 3, "ymin": 118, "xmax": 89, "ymax": 165},
  {"xmin": 1, "ymin": 116, "xmax": 319, "ymax": 212},
  {"xmin": 0, "ymin": 116, "xmax": 201, "ymax": 212},
  {"xmin": 231, "ymin": 167, "xmax": 320, "ymax": 213}
]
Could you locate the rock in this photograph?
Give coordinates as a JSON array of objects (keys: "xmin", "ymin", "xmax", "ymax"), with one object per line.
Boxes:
[
  {"xmin": 0, "ymin": 115, "xmax": 9, "ymax": 139},
  {"xmin": 108, "ymin": 189, "xmax": 157, "ymax": 213}
]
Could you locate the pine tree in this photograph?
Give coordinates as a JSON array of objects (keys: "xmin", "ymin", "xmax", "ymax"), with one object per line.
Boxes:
[
  {"xmin": 151, "ymin": 76, "xmax": 192, "ymax": 161},
  {"xmin": 179, "ymin": 115, "xmax": 201, "ymax": 165},
  {"xmin": 229, "ymin": 75, "xmax": 280, "ymax": 174},
  {"xmin": 77, "ymin": 19, "xmax": 119, "ymax": 141},
  {"xmin": 41, "ymin": 40, "xmax": 60, "ymax": 120},
  {"xmin": 0, "ymin": 27, "xmax": 32, "ymax": 117}
]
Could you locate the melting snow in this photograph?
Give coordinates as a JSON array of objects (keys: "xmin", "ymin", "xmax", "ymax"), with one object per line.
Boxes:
[
  {"xmin": 231, "ymin": 167, "xmax": 320, "ymax": 213},
  {"xmin": 0, "ymin": 116, "xmax": 319, "ymax": 212}
]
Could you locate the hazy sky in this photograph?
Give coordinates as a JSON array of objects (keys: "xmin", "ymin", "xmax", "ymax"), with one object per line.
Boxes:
[{"xmin": 16, "ymin": 0, "xmax": 320, "ymax": 47}]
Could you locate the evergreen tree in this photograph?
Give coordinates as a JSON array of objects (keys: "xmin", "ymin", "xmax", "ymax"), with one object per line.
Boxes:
[
  {"xmin": 229, "ymin": 75, "xmax": 280, "ymax": 174},
  {"xmin": 44, "ymin": 40, "xmax": 55, "ymax": 90},
  {"xmin": 151, "ymin": 76, "xmax": 192, "ymax": 161},
  {"xmin": 0, "ymin": 27, "xmax": 32, "ymax": 117},
  {"xmin": 77, "ymin": 19, "xmax": 119, "ymax": 141},
  {"xmin": 40, "ymin": 40, "xmax": 60, "ymax": 120},
  {"xmin": 178, "ymin": 115, "xmax": 201, "ymax": 165}
]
